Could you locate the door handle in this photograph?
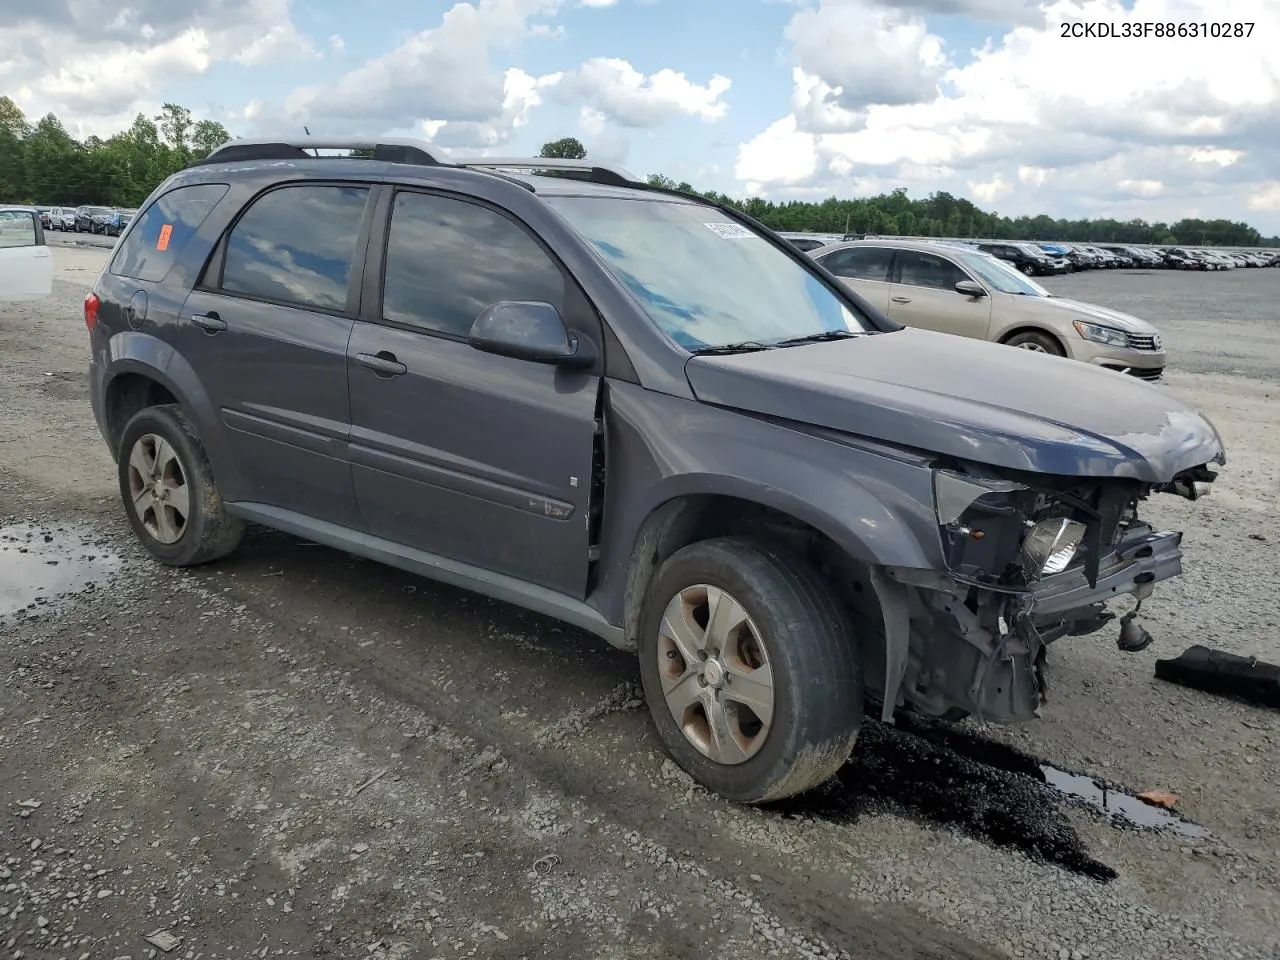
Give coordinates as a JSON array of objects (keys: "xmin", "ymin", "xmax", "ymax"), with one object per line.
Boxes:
[
  {"xmin": 190, "ymin": 312, "xmax": 227, "ymax": 333},
  {"xmin": 890, "ymin": 296, "xmax": 912, "ymax": 304},
  {"xmin": 356, "ymin": 351, "xmax": 407, "ymax": 377}
]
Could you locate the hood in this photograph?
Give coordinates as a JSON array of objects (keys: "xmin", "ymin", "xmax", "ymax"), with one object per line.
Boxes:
[
  {"xmin": 1018, "ymin": 296, "xmax": 1159, "ymax": 334},
  {"xmin": 685, "ymin": 329, "xmax": 1224, "ymax": 483}
]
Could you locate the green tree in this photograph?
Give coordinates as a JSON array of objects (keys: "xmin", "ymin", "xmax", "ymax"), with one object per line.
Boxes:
[{"xmin": 539, "ymin": 137, "xmax": 587, "ymax": 160}]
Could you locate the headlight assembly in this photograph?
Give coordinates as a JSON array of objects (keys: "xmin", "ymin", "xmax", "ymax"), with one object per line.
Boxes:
[
  {"xmin": 1072, "ymin": 320, "xmax": 1128, "ymax": 347},
  {"xmin": 1021, "ymin": 517, "xmax": 1086, "ymax": 576},
  {"xmin": 932, "ymin": 469, "xmax": 1035, "ymax": 583}
]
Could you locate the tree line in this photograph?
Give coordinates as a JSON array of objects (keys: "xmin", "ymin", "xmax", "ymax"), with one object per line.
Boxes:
[
  {"xmin": 0, "ymin": 111, "xmax": 1271, "ymax": 248},
  {"xmin": 0, "ymin": 97, "xmax": 231, "ymax": 209}
]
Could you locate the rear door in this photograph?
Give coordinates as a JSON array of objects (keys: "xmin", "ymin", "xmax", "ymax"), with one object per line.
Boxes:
[
  {"xmin": 812, "ymin": 245, "xmax": 894, "ymax": 312},
  {"xmin": 0, "ymin": 209, "xmax": 53, "ymax": 302},
  {"xmin": 174, "ymin": 182, "xmax": 373, "ymax": 528},
  {"xmin": 346, "ymin": 188, "xmax": 602, "ymax": 596},
  {"xmin": 885, "ymin": 249, "xmax": 992, "ymax": 340}
]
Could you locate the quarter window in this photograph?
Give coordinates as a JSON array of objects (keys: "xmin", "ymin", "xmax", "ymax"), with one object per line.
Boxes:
[
  {"xmin": 896, "ymin": 251, "xmax": 968, "ymax": 291},
  {"xmin": 382, "ymin": 192, "xmax": 564, "ymax": 337},
  {"xmin": 111, "ymin": 183, "xmax": 229, "ymax": 283},
  {"xmin": 818, "ymin": 246, "xmax": 893, "ymax": 282},
  {"xmin": 222, "ymin": 184, "xmax": 370, "ymax": 311}
]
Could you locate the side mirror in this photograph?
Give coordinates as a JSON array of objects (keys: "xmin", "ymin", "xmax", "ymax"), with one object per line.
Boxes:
[
  {"xmin": 955, "ymin": 280, "xmax": 987, "ymax": 297},
  {"xmin": 468, "ymin": 301, "xmax": 594, "ymax": 368}
]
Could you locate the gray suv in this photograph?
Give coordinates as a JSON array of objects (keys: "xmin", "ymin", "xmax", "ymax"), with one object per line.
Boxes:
[{"xmin": 86, "ymin": 138, "xmax": 1225, "ymax": 804}]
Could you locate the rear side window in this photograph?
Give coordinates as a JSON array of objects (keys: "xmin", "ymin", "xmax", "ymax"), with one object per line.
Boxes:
[
  {"xmin": 221, "ymin": 184, "xmax": 370, "ymax": 312},
  {"xmin": 381, "ymin": 192, "xmax": 565, "ymax": 337},
  {"xmin": 818, "ymin": 246, "xmax": 893, "ymax": 282},
  {"xmin": 112, "ymin": 184, "xmax": 228, "ymax": 283},
  {"xmin": 896, "ymin": 251, "xmax": 968, "ymax": 291},
  {"xmin": 0, "ymin": 211, "xmax": 38, "ymax": 248}
]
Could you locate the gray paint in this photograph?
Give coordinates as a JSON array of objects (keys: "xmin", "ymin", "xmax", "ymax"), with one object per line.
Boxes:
[{"xmin": 87, "ymin": 153, "xmax": 1226, "ymax": 707}]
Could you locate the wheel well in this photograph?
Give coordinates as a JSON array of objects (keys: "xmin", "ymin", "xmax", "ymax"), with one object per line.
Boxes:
[
  {"xmin": 622, "ymin": 495, "xmax": 881, "ymax": 652},
  {"xmin": 104, "ymin": 374, "xmax": 179, "ymax": 454},
  {"xmin": 998, "ymin": 325, "xmax": 1068, "ymax": 354}
]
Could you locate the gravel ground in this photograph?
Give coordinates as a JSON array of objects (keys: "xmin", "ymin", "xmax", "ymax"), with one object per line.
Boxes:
[{"xmin": 1, "ymin": 253, "xmax": 1277, "ymax": 960}]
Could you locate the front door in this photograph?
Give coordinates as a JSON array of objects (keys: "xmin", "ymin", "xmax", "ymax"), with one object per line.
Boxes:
[
  {"xmin": 347, "ymin": 189, "xmax": 601, "ymax": 597},
  {"xmin": 885, "ymin": 249, "xmax": 993, "ymax": 340},
  {"xmin": 175, "ymin": 182, "xmax": 373, "ymax": 528}
]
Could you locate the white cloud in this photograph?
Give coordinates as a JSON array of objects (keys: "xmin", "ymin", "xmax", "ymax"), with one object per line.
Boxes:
[
  {"xmin": 737, "ymin": 0, "xmax": 1280, "ymax": 230},
  {"xmin": 1247, "ymin": 184, "xmax": 1280, "ymax": 213},
  {"xmin": 549, "ymin": 57, "xmax": 732, "ymax": 128},
  {"xmin": 329, "ymin": 34, "xmax": 345, "ymax": 54}
]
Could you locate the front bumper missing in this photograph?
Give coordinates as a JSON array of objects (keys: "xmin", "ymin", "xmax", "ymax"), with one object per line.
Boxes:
[{"xmin": 1024, "ymin": 529, "xmax": 1183, "ymax": 619}]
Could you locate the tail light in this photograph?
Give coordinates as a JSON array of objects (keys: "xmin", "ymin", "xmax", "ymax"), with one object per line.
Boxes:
[{"xmin": 84, "ymin": 292, "xmax": 100, "ymax": 331}]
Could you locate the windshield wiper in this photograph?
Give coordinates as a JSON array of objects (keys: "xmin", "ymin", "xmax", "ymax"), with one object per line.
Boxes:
[
  {"xmin": 770, "ymin": 329, "xmax": 867, "ymax": 347},
  {"xmin": 689, "ymin": 340, "xmax": 775, "ymax": 356}
]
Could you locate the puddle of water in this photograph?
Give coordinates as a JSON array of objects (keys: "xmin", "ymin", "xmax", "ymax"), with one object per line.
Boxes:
[
  {"xmin": 776, "ymin": 712, "xmax": 1211, "ymax": 882},
  {"xmin": 1040, "ymin": 766, "xmax": 1209, "ymax": 838},
  {"xmin": 0, "ymin": 522, "xmax": 121, "ymax": 622}
]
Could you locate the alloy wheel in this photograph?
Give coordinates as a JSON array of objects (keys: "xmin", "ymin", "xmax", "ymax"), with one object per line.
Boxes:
[
  {"xmin": 656, "ymin": 584, "xmax": 775, "ymax": 765},
  {"xmin": 126, "ymin": 433, "xmax": 192, "ymax": 544}
]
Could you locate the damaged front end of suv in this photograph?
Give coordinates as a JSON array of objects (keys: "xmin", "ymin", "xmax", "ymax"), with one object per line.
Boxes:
[{"xmin": 873, "ymin": 459, "xmax": 1222, "ymax": 724}]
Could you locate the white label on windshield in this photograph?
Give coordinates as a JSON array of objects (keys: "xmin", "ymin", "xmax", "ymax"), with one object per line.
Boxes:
[{"xmin": 704, "ymin": 221, "xmax": 755, "ymax": 239}]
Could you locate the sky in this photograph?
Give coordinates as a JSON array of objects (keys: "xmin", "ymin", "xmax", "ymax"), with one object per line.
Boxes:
[{"xmin": 5, "ymin": 0, "xmax": 1280, "ymax": 232}]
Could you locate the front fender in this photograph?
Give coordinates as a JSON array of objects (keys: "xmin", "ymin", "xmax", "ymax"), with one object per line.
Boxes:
[{"xmin": 591, "ymin": 382, "xmax": 944, "ymax": 633}]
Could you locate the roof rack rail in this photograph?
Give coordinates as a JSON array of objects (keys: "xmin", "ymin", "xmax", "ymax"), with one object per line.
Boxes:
[
  {"xmin": 193, "ymin": 137, "xmax": 444, "ymax": 167},
  {"xmin": 192, "ymin": 138, "xmax": 646, "ymax": 190},
  {"xmin": 451, "ymin": 157, "xmax": 643, "ymax": 188}
]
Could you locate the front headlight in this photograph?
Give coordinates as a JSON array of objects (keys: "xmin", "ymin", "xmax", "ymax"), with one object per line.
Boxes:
[
  {"xmin": 1021, "ymin": 517, "xmax": 1086, "ymax": 576},
  {"xmin": 1072, "ymin": 320, "xmax": 1128, "ymax": 347},
  {"xmin": 932, "ymin": 469, "xmax": 1035, "ymax": 582}
]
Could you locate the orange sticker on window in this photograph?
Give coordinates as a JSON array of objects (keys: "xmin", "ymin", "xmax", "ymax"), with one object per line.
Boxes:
[{"xmin": 156, "ymin": 223, "xmax": 173, "ymax": 251}]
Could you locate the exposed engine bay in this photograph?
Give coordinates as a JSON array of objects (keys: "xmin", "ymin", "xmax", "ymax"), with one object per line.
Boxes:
[{"xmin": 832, "ymin": 459, "xmax": 1221, "ymax": 724}]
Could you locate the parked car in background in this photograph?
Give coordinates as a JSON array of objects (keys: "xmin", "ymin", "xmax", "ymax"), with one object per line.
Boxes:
[
  {"xmin": 809, "ymin": 238, "xmax": 1166, "ymax": 380},
  {"xmin": 100, "ymin": 208, "xmax": 135, "ymax": 237},
  {"xmin": 75, "ymin": 205, "xmax": 115, "ymax": 233},
  {"xmin": 47, "ymin": 206, "xmax": 77, "ymax": 231},
  {"xmin": 35, "ymin": 206, "xmax": 53, "ymax": 230},
  {"xmin": 776, "ymin": 231, "xmax": 843, "ymax": 252},
  {"xmin": 975, "ymin": 241, "xmax": 1062, "ymax": 275},
  {"xmin": 0, "ymin": 206, "xmax": 54, "ymax": 301},
  {"xmin": 1037, "ymin": 243, "xmax": 1079, "ymax": 270}
]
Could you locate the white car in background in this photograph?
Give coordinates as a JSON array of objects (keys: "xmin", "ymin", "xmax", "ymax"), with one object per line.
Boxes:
[{"xmin": 0, "ymin": 206, "xmax": 54, "ymax": 302}]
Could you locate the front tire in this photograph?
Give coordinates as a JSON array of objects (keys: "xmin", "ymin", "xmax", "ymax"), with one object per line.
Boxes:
[
  {"xmin": 1004, "ymin": 330, "xmax": 1065, "ymax": 356},
  {"xmin": 117, "ymin": 404, "xmax": 243, "ymax": 567},
  {"xmin": 638, "ymin": 537, "xmax": 863, "ymax": 804}
]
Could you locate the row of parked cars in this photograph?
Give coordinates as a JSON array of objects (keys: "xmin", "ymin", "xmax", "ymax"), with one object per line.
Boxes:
[
  {"xmin": 36, "ymin": 205, "xmax": 136, "ymax": 237},
  {"xmin": 777, "ymin": 232, "xmax": 1280, "ymax": 274}
]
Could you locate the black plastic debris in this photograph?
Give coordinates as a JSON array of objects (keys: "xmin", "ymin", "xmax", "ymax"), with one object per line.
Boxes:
[{"xmin": 1155, "ymin": 645, "xmax": 1280, "ymax": 710}]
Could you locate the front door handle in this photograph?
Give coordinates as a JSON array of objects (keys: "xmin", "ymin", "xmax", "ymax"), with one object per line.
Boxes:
[
  {"xmin": 190, "ymin": 312, "xmax": 227, "ymax": 333},
  {"xmin": 890, "ymin": 296, "xmax": 912, "ymax": 304},
  {"xmin": 356, "ymin": 351, "xmax": 407, "ymax": 377}
]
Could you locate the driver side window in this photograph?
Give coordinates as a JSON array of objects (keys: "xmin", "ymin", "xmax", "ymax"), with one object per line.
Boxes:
[
  {"xmin": 896, "ymin": 251, "xmax": 968, "ymax": 291},
  {"xmin": 382, "ymin": 192, "xmax": 566, "ymax": 337}
]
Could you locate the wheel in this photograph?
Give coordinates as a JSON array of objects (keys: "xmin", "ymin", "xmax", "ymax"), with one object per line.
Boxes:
[
  {"xmin": 637, "ymin": 537, "xmax": 863, "ymax": 804},
  {"xmin": 117, "ymin": 404, "xmax": 243, "ymax": 566},
  {"xmin": 1020, "ymin": 263, "xmax": 1035, "ymax": 276},
  {"xmin": 1004, "ymin": 330, "xmax": 1064, "ymax": 356}
]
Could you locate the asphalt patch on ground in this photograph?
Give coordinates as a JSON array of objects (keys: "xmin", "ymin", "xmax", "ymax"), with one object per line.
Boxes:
[
  {"xmin": 0, "ymin": 521, "xmax": 121, "ymax": 622},
  {"xmin": 775, "ymin": 713, "xmax": 1209, "ymax": 883}
]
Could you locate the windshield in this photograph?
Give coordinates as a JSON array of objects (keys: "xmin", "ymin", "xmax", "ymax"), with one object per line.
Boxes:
[
  {"xmin": 955, "ymin": 251, "xmax": 1051, "ymax": 296},
  {"xmin": 1014, "ymin": 243, "xmax": 1046, "ymax": 257},
  {"xmin": 546, "ymin": 196, "xmax": 873, "ymax": 350},
  {"xmin": 88, "ymin": 207, "xmax": 113, "ymax": 215}
]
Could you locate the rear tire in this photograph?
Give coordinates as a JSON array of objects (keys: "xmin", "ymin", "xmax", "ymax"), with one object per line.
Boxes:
[
  {"xmin": 638, "ymin": 537, "xmax": 863, "ymax": 804},
  {"xmin": 1004, "ymin": 330, "xmax": 1065, "ymax": 356},
  {"xmin": 117, "ymin": 404, "xmax": 243, "ymax": 567}
]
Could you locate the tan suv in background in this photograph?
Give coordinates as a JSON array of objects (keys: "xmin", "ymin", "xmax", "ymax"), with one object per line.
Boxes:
[{"xmin": 809, "ymin": 238, "xmax": 1166, "ymax": 381}]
